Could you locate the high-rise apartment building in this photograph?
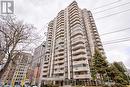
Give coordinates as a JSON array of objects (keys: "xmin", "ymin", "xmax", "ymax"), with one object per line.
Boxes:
[
  {"xmin": 41, "ymin": 1, "xmax": 105, "ymax": 86},
  {"xmin": 32, "ymin": 42, "xmax": 46, "ymax": 86},
  {"xmin": 12, "ymin": 52, "xmax": 32, "ymax": 85}
]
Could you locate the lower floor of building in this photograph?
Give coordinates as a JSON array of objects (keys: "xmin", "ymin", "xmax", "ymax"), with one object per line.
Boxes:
[{"xmin": 41, "ymin": 79, "xmax": 99, "ymax": 86}]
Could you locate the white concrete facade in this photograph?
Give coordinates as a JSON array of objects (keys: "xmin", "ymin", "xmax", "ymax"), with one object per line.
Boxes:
[{"xmin": 41, "ymin": 1, "xmax": 105, "ymax": 86}]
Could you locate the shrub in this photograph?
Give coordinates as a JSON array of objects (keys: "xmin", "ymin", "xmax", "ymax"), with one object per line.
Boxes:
[{"xmin": 111, "ymin": 83, "xmax": 127, "ymax": 87}]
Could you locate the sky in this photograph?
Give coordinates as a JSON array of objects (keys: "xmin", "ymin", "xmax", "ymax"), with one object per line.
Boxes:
[{"xmin": 14, "ymin": 0, "xmax": 130, "ymax": 69}]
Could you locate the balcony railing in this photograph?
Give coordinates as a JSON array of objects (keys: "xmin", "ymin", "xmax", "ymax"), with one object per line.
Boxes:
[
  {"xmin": 54, "ymin": 65, "xmax": 64, "ymax": 69},
  {"xmin": 54, "ymin": 60, "xmax": 64, "ymax": 64},
  {"xmin": 73, "ymin": 60, "xmax": 88, "ymax": 65},
  {"xmin": 72, "ymin": 54, "xmax": 86, "ymax": 60},
  {"xmin": 73, "ymin": 74, "xmax": 91, "ymax": 79},
  {"xmin": 72, "ymin": 49, "xmax": 86, "ymax": 55}
]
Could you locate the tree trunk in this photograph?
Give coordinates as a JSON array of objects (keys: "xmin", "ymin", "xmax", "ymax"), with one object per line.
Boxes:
[{"xmin": 0, "ymin": 54, "xmax": 11, "ymax": 78}]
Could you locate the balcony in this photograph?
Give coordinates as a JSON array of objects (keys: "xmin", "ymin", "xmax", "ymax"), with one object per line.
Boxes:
[
  {"xmin": 56, "ymin": 33, "xmax": 64, "ymax": 38},
  {"xmin": 72, "ymin": 43, "xmax": 85, "ymax": 50},
  {"xmin": 56, "ymin": 31, "xmax": 64, "ymax": 36},
  {"xmin": 55, "ymin": 40, "xmax": 64, "ymax": 45},
  {"xmin": 43, "ymin": 68, "xmax": 48, "ymax": 71},
  {"xmin": 94, "ymin": 32, "xmax": 98, "ymax": 35},
  {"xmin": 55, "ymin": 56, "xmax": 64, "ymax": 60},
  {"xmin": 69, "ymin": 16, "xmax": 80, "ymax": 23},
  {"xmin": 71, "ymin": 39, "xmax": 84, "ymax": 46},
  {"xmin": 44, "ymin": 60, "xmax": 49, "ymax": 64},
  {"xmin": 42, "ymin": 72, "xmax": 48, "ymax": 75},
  {"xmin": 55, "ymin": 34, "xmax": 64, "ymax": 39},
  {"xmin": 97, "ymin": 42, "xmax": 102, "ymax": 46},
  {"xmin": 98, "ymin": 46, "xmax": 103, "ymax": 50},
  {"xmin": 95, "ymin": 35, "xmax": 99, "ymax": 39},
  {"xmin": 70, "ymin": 22, "xmax": 81, "ymax": 28},
  {"xmin": 56, "ymin": 28, "xmax": 64, "ymax": 33},
  {"xmin": 54, "ymin": 70, "xmax": 64, "ymax": 74},
  {"xmin": 69, "ymin": 6, "xmax": 78, "ymax": 14},
  {"xmin": 54, "ymin": 64, "xmax": 64, "ymax": 69},
  {"xmin": 73, "ymin": 74, "xmax": 91, "ymax": 79},
  {"xmin": 96, "ymin": 38, "xmax": 100, "ymax": 42},
  {"xmin": 72, "ymin": 49, "xmax": 86, "ymax": 55},
  {"xmin": 55, "ymin": 51, "xmax": 64, "ymax": 56},
  {"xmin": 73, "ymin": 60, "xmax": 88, "ymax": 65},
  {"xmin": 70, "ymin": 21, "xmax": 81, "ymax": 29},
  {"xmin": 72, "ymin": 54, "xmax": 86, "ymax": 60},
  {"xmin": 43, "ymin": 64, "xmax": 48, "ymax": 67},
  {"xmin": 71, "ymin": 31, "xmax": 83, "ymax": 38},
  {"xmin": 55, "ymin": 44, "xmax": 64, "ymax": 49},
  {"xmin": 54, "ymin": 60, "xmax": 64, "ymax": 64},
  {"xmin": 71, "ymin": 29, "xmax": 83, "ymax": 36},
  {"xmin": 55, "ymin": 47, "xmax": 64, "ymax": 52}
]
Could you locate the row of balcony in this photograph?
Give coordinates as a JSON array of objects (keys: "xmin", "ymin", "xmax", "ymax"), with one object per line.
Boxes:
[
  {"xmin": 54, "ymin": 56, "xmax": 64, "ymax": 60},
  {"xmin": 69, "ymin": 5, "xmax": 78, "ymax": 14},
  {"xmin": 69, "ymin": 20, "xmax": 81, "ymax": 29},
  {"xmin": 71, "ymin": 31, "xmax": 83, "ymax": 38},
  {"xmin": 55, "ymin": 51, "xmax": 64, "ymax": 56},
  {"xmin": 54, "ymin": 64, "xmax": 64, "ymax": 69},
  {"xmin": 71, "ymin": 31, "xmax": 83, "ymax": 39},
  {"xmin": 69, "ymin": 11, "xmax": 79, "ymax": 20},
  {"xmin": 73, "ymin": 74, "xmax": 90, "ymax": 79},
  {"xmin": 57, "ymin": 16, "xmax": 64, "ymax": 22},
  {"xmin": 71, "ymin": 39, "xmax": 84, "ymax": 46},
  {"xmin": 69, "ymin": 17, "xmax": 80, "ymax": 25},
  {"xmin": 72, "ymin": 54, "xmax": 86, "ymax": 60},
  {"xmin": 55, "ymin": 34, "xmax": 64, "ymax": 39},
  {"xmin": 70, "ymin": 22, "xmax": 81, "ymax": 29},
  {"xmin": 69, "ymin": 2, "xmax": 78, "ymax": 9},
  {"xmin": 55, "ymin": 31, "xmax": 64, "ymax": 37},
  {"xmin": 42, "ymin": 71, "xmax": 48, "ymax": 75},
  {"xmin": 54, "ymin": 70, "xmax": 64, "ymax": 74},
  {"xmin": 54, "ymin": 59, "xmax": 64, "ymax": 64},
  {"xmin": 56, "ymin": 23, "xmax": 64, "ymax": 28},
  {"xmin": 43, "ymin": 68, "xmax": 48, "ymax": 71},
  {"xmin": 72, "ymin": 48, "xmax": 86, "ymax": 54},
  {"xmin": 73, "ymin": 60, "xmax": 88, "ymax": 65},
  {"xmin": 56, "ymin": 28, "xmax": 64, "ymax": 34},
  {"xmin": 56, "ymin": 21, "xmax": 64, "ymax": 27},
  {"xmin": 72, "ymin": 43, "xmax": 84, "ymax": 50},
  {"xmin": 73, "ymin": 67, "xmax": 89, "ymax": 72},
  {"xmin": 70, "ymin": 26, "xmax": 82, "ymax": 33}
]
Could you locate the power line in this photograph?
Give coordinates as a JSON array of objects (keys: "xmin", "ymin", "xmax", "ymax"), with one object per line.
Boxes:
[
  {"xmin": 96, "ymin": 8, "xmax": 130, "ymax": 20},
  {"xmin": 103, "ymin": 38, "xmax": 130, "ymax": 45},
  {"xmin": 91, "ymin": 0, "xmax": 121, "ymax": 10},
  {"xmin": 94, "ymin": 2, "xmax": 130, "ymax": 14},
  {"xmin": 100, "ymin": 27, "xmax": 130, "ymax": 36},
  {"xmin": 102, "ymin": 36, "xmax": 130, "ymax": 45},
  {"xmin": 103, "ymin": 36, "xmax": 130, "ymax": 42},
  {"xmin": 30, "ymin": 38, "xmax": 130, "ymax": 62}
]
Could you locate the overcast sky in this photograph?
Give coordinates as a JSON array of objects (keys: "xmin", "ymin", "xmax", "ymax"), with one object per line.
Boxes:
[{"xmin": 14, "ymin": 0, "xmax": 130, "ymax": 69}]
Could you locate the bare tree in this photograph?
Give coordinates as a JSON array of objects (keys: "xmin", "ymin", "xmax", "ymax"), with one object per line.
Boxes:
[{"xmin": 0, "ymin": 15, "xmax": 39, "ymax": 78}]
